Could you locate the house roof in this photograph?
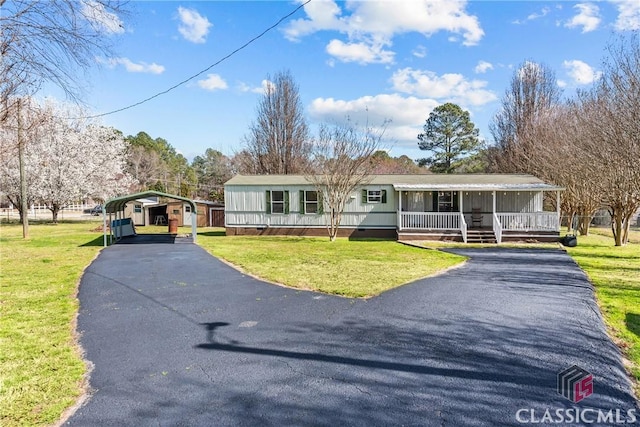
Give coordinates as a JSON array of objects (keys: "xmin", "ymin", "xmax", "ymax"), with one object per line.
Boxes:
[{"xmin": 224, "ymin": 174, "xmax": 563, "ymax": 191}]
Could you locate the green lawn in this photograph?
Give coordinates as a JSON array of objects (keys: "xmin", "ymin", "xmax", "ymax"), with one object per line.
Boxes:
[
  {"xmin": 0, "ymin": 221, "xmax": 104, "ymax": 427},
  {"xmin": 197, "ymin": 232, "xmax": 465, "ymax": 297},
  {"xmin": 1, "ymin": 220, "xmax": 637, "ymax": 425},
  {"xmin": 564, "ymin": 231, "xmax": 640, "ymax": 394}
]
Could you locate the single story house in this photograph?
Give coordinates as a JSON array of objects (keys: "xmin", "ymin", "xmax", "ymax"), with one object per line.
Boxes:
[{"xmin": 224, "ymin": 174, "xmax": 564, "ymax": 243}]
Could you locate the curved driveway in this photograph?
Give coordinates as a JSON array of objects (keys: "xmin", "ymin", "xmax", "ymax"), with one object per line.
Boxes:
[{"xmin": 67, "ymin": 243, "xmax": 639, "ymax": 426}]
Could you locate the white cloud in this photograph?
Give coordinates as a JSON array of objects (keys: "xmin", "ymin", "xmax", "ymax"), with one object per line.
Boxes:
[
  {"xmin": 177, "ymin": 7, "xmax": 212, "ymax": 43},
  {"xmin": 284, "ymin": 0, "xmax": 483, "ymax": 65},
  {"xmin": 390, "ymin": 68, "xmax": 497, "ymax": 106},
  {"xmin": 474, "ymin": 60, "xmax": 493, "ymax": 74},
  {"xmin": 528, "ymin": 7, "xmax": 551, "ymax": 21},
  {"xmin": 82, "ymin": 0, "xmax": 124, "ymax": 34},
  {"xmin": 326, "ymin": 39, "xmax": 394, "ymax": 64},
  {"xmin": 513, "ymin": 6, "xmax": 551, "ymax": 24},
  {"xmin": 197, "ymin": 74, "xmax": 228, "ymax": 91},
  {"xmin": 309, "ymin": 94, "xmax": 440, "ymax": 148},
  {"xmin": 412, "ymin": 45, "xmax": 427, "ymax": 58},
  {"xmin": 557, "ymin": 80, "xmax": 568, "ymax": 88},
  {"xmin": 237, "ymin": 80, "xmax": 272, "ymax": 94},
  {"xmin": 563, "ymin": 60, "xmax": 601, "ymax": 85},
  {"xmin": 98, "ymin": 57, "xmax": 164, "ymax": 74},
  {"xmin": 610, "ymin": 0, "xmax": 640, "ymax": 30},
  {"xmin": 260, "ymin": 79, "xmax": 276, "ymax": 94},
  {"xmin": 565, "ymin": 3, "xmax": 601, "ymax": 33}
]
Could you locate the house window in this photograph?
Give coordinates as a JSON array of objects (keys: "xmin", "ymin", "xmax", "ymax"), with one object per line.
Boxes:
[
  {"xmin": 134, "ymin": 204, "xmax": 142, "ymax": 213},
  {"xmin": 185, "ymin": 205, "xmax": 191, "ymax": 213},
  {"xmin": 266, "ymin": 190, "xmax": 289, "ymax": 214},
  {"xmin": 302, "ymin": 190, "xmax": 319, "ymax": 214},
  {"xmin": 362, "ymin": 189, "xmax": 387, "ymax": 204},
  {"xmin": 436, "ymin": 191, "xmax": 459, "ymax": 212}
]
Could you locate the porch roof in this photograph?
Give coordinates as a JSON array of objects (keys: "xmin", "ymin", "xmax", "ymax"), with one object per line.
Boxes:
[
  {"xmin": 393, "ymin": 183, "xmax": 563, "ymax": 191},
  {"xmin": 225, "ymin": 174, "xmax": 563, "ymax": 191}
]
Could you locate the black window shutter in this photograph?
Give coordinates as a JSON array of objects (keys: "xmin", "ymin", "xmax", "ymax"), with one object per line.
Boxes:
[
  {"xmin": 266, "ymin": 191, "xmax": 271, "ymax": 214},
  {"xmin": 381, "ymin": 190, "xmax": 387, "ymax": 204},
  {"xmin": 362, "ymin": 189, "xmax": 367, "ymax": 203},
  {"xmin": 299, "ymin": 190, "xmax": 305, "ymax": 214}
]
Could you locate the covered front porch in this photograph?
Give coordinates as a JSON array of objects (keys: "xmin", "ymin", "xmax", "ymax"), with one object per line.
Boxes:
[{"xmin": 395, "ymin": 186, "xmax": 562, "ymax": 243}]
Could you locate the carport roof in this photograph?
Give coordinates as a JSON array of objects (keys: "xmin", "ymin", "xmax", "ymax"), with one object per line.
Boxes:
[{"xmin": 104, "ymin": 191, "xmax": 195, "ymax": 214}]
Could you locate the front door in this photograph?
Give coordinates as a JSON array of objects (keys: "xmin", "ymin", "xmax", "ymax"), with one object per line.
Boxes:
[{"xmin": 183, "ymin": 204, "xmax": 192, "ymax": 226}]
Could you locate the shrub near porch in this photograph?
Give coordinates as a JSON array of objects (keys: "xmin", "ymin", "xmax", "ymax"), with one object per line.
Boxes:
[{"xmin": 197, "ymin": 234, "xmax": 465, "ymax": 298}]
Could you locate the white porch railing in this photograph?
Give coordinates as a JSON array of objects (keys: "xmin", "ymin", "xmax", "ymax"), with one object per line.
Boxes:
[
  {"xmin": 399, "ymin": 212, "xmax": 460, "ymax": 230},
  {"xmin": 492, "ymin": 212, "xmax": 503, "ymax": 244},
  {"xmin": 496, "ymin": 212, "xmax": 559, "ymax": 231}
]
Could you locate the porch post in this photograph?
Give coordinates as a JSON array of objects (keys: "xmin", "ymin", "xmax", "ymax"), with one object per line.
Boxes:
[
  {"xmin": 492, "ymin": 191, "xmax": 496, "ymax": 213},
  {"xmin": 398, "ymin": 191, "xmax": 403, "ymax": 230},
  {"xmin": 459, "ymin": 191, "xmax": 463, "ymax": 214},
  {"xmin": 556, "ymin": 190, "xmax": 561, "ymax": 231}
]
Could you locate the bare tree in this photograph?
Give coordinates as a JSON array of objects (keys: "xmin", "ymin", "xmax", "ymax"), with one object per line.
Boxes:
[
  {"xmin": 488, "ymin": 60, "xmax": 562, "ymax": 172},
  {"xmin": 1, "ymin": 0, "xmax": 127, "ymax": 119},
  {"xmin": 126, "ymin": 145, "xmax": 165, "ymax": 191},
  {"xmin": 306, "ymin": 122, "xmax": 385, "ymax": 241},
  {"xmin": 578, "ymin": 34, "xmax": 640, "ymax": 245},
  {"xmin": 244, "ymin": 70, "xmax": 311, "ymax": 174}
]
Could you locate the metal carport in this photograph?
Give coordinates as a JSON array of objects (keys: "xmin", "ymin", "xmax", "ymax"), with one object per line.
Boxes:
[{"xmin": 103, "ymin": 191, "xmax": 197, "ymax": 246}]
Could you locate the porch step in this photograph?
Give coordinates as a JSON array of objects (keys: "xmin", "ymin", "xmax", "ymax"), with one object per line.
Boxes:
[{"xmin": 466, "ymin": 229, "xmax": 497, "ymax": 244}]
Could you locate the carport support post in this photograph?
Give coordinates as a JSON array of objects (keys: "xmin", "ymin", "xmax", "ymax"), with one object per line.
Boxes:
[
  {"xmin": 103, "ymin": 211, "xmax": 107, "ymax": 247},
  {"xmin": 191, "ymin": 202, "xmax": 197, "ymax": 243}
]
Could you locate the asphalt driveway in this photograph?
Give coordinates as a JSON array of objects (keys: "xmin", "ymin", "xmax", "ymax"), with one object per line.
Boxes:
[{"xmin": 66, "ymin": 243, "xmax": 639, "ymax": 426}]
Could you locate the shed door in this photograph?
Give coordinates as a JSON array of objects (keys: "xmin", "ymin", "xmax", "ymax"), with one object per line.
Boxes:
[
  {"xmin": 184, "ymin": 204, "xmax": 192, "ymax": 226},
  {"xmin": 132, "ymin": 204, "xmax": 144, "ymax": 226},
  {"xmin": 210, "ymin": 207, "xmax": 225, "ymax": 227}
]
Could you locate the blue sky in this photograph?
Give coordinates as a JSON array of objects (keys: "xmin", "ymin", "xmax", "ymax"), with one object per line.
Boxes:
[{"xmin": 69, "ymin": 0, "xmax": 640, "ymax": 162}]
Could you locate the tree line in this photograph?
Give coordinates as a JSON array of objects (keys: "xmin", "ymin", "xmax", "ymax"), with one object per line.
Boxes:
[
  {"xmin": 2, "ymin": 0, "xmax": 637, "ymax": 243},
  {"xmin": 485, "ymin": 34, "xmax": 640, "ymax": 246}
]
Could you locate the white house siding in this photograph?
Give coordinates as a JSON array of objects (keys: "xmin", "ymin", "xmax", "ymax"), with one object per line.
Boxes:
[
  {"xmin": 496, "ymin": 191, "xmax": 542, "ymax": 213},
  {"xmin": 225, "ymin": 184, "xmax": 397, "ymax": 229},
  {"xmin": 462, "ymin": 192, "xmax": 493, "ymax": 212}
]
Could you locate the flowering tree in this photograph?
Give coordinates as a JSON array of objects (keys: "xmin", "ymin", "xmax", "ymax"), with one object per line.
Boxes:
[{"xmin": 0, "ymin": 98, "xmax": 134, "ymax": 222}]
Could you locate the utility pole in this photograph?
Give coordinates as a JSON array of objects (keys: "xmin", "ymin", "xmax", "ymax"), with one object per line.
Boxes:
[{"xmin": 17, "ymin": 98, "xmax": 29, "ymax": 238}]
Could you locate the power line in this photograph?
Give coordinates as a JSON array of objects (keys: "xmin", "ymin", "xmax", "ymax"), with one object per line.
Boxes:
[{"xmin": 84, "ymin": 0, "xmax": 311, "ymax": 119}]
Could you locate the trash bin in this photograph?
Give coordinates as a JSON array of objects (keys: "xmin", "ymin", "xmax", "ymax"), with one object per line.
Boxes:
[{"xmin": 168, "ymin": 218, "xmax": 178, "ymax": 234}]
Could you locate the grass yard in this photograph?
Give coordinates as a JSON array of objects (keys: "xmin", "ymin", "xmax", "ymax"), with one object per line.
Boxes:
[
  {"xmin": 1, "ymin": 219, "xmax": 637, "ymax": 426},
  {"xmin": 0, "ymin": 221, "xmax": 103, "ymax": 427},
  {"xmin": 197, "ymin": 232, "xmax": 466, "ymax": 297},
  {"xmin": 564, "ymin": 231, "xmax": 640, "ymax": 393}
]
